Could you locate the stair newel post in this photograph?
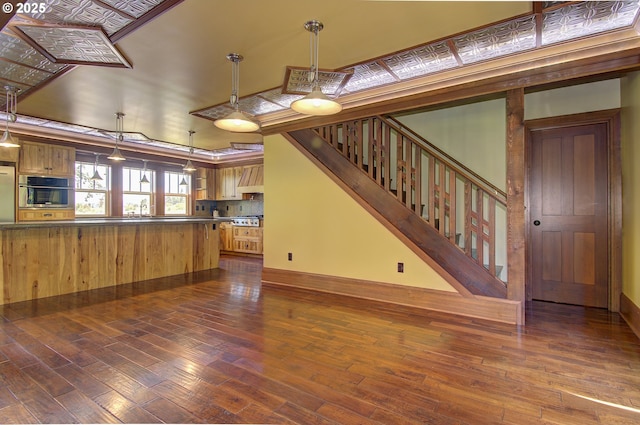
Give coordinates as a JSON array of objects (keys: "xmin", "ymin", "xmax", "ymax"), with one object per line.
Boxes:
[
  {"xmin": 396, "ymin": 131, "xmax": 404, "ymax": 204},
  {"xmin": 487, "ymin": 195, "xmax": 497, "ymax": 277},
  {"xmin": 438, "ymin": 161, "xmax": 447, "ymax": 237}
]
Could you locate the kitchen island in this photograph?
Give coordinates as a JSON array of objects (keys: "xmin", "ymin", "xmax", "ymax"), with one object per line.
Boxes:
[{"xmin": 0, "ymin": 218, "xmax": 225, "ymax": 305}]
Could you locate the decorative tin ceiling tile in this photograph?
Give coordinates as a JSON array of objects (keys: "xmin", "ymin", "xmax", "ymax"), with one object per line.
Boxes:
[
  {"xmin": 10, "ymin": 24, "xmax": 131, "ymax": 67},
  {"xmin": 342, "ymin": 62, "xmax": 396, "ymax": 93},
  {"xmin": 98, "ymin": 0, "xmax": 166, "ymax": 18},
  {"xmin": 27, "ymin": 0, "xmax": 134, "ymax": 36},
  {"xmin": 282, "ymin": 66, "xmax": 353, "ymax": 96},
  {"xmin": 383, "ymin": 41, "xmax": 459, "ymax": 80},
  {"xmin": 452, "ymin": 15, "xmax": 537, "ymax": 65},
  {"xmin": 542, "ymin": 0, "xmax": 640, "ymax": 45},
  {"xmin": 0, "ymin": 60, "xmax": 53, "ymax": 85},
  {"xmin": 238, "ymin": 95, "xmax": 284, "ymax": 116},
  {"xmin": 260, "ymin": 88, "xmax": 300, "ymax": 108},
  {"xmin": 0, "ymin": 32, "xmax": 64, "ymax": 73},
  {"xmin": 191, "ymin": 105, "xmax": 232, "ymax": 121}
]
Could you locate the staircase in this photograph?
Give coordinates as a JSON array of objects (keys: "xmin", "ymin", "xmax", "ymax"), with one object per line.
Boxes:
[{"xmin": 286, "ymin": 116, "xmax": 508, "ymax": 298}]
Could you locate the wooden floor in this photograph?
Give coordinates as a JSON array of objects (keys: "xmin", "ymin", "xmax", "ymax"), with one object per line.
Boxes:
[{"xmin": 0, "ymin": 256, "xmax": 639, "ymax": 424}]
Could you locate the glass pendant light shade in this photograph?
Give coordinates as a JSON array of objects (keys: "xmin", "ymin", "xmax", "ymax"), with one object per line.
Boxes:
[
  {"xmin": 182, "ymin": 131, "xmax": 198, "ymax": 172},
  {"xmin": 107, "ymin": 145, "xmax": 126, "ymax": 161},
  {"xmin": 214, "ymin": 110, "xmax": 260, "ymax": 132},
  {"xmin": 183, "ymin": 159, "xmax": 196, "ymax": 173},
  {"xmin": 1, "ymin": 86, "xmax": 20, "ymax": 148},
  {"xmin": 140, "ymin": 160, "xmax": 150, "ymax": 183},
  {"xmin": 0, "ymin": 129, "xmax": 20, "ymax": 148},
  {"xmin": 90, "ymin": 153, "xmax": 103, "ymax": 181},
  {"xmin": 291, "ymin": 20, "xmax": 342, "ymax": 116},
  {"xmin": 214, "ymin": 53, "xmax": 261, "ymax": 133},
  {"xmin": 291, "ymin": 87, "xmax": 343, "ymax": 115},
  {"xmin": 108, "ymin": 112, "xmax": 126, "ymax": 161}
]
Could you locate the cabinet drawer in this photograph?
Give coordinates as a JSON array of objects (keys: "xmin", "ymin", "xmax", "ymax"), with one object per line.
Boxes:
[
  {"xmin": 19, "ymin": 209, "xmax": 75, "ymax": 221},
  {"xmin": 232, "ymin": 239, "xmax": 263, "ymax": 254},
  {"xmin": 232, "ymin": 227, "xmax": 262, "ymax": 238}
]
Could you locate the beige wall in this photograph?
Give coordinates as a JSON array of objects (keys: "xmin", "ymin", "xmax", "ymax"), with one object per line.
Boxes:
[
  {"xmin": 263, "ymin": 133, "xmax": 455, "ymax": 292},
  {"xmin": 621, "ymin": 72, "xmax": 640, "ymax": 308},
  {"xmin": 263, "ymin": 79, "xmax": 629, "ymax": 303}
]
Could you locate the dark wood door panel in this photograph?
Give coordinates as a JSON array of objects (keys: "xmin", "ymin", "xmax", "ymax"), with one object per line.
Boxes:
[{"xmin": 529, "ymin": 123, "xmax": 608, "ymax": 308}]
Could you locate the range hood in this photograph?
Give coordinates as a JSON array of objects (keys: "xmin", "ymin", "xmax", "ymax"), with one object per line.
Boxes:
[{"xmin": 237, "ymin": 165, "xmax": 264, "ymax": 192}]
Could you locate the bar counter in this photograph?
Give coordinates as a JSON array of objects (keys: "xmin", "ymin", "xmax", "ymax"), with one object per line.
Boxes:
[{"xmin": 0, "ymin": 217, "xmax": 226, "ymax": 305}]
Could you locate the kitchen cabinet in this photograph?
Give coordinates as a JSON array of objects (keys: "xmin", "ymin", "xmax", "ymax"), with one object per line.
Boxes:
[
  {"xmin": 195, "ymin": 167, "xmax": 215, "ymax": 200},
  {"xmin": 232, "ymin": 226, "xmax": 263, "ymax": 254},
  {"xmin": 219, "ymin": 222, "xmax": 234, "ymax": 251},
  {"xmin": 18, "ymin": 208, "xmax": 75, "ymax": 221},
  {"xmin": 19, "ymin": 141, "xmax": 75, "ymax": 176},
  {"xmin": 215, "ymin": 166, "xmax": 242, "ymax": 200},
  {"xmin": 0, "ymin": 144, "xmax": 19, "ymax": 162}
]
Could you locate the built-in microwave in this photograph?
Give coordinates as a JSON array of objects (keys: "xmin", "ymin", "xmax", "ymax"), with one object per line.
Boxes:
[{"xmin": 18, "ymin": 175, "xmax": 72, "ymax": 208}]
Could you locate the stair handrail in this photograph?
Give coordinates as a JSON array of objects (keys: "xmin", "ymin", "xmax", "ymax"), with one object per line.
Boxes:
[{"xmin": 381, "ymin": 115, "xmax": 507, "ymax": 204}]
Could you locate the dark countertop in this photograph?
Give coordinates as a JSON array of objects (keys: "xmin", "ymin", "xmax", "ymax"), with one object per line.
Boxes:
[{"xmin": 0, "ymin": 217, "xmax": 233, "ymax": 230}]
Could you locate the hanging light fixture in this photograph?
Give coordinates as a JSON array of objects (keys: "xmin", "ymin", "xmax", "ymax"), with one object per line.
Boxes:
[
  {"xmin": 90, "ymin": 153, "xmax": 103, "ymax": 181},
  {"xmin": 179, "ymin": 174, "xmax": 188, "ymax": 186},
  {"xmin": 214, "ymin": 53, "xmax": 260, "ymax": 133},
  {"xmin": 108, "ymin": 112, "xmax": 126, "ymax": 161},
  {"xmin": 140, "ymin": 160, "xmax": 150, "ymax": 184},
  {"xmin": 0, "ymin": 86, "xmax": 20, "ymax": 148},
  {"xmin": 291, "ymin": 20, "xmax": 342, "ymax": 116},
  {"xmin": 183, "ymin": 130, "xmax": 197, "ymax": 172}
]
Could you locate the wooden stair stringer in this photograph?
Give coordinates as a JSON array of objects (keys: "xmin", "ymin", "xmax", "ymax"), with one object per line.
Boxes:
[{"xmin": 285, "ymin": 128, "xmax": 507, "ymax": 299}]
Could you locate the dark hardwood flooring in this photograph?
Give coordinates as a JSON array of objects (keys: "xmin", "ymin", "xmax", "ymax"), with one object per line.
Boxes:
[{"xmin": 0, "ymin": 255, "xmax": 639, "ymax": 424}]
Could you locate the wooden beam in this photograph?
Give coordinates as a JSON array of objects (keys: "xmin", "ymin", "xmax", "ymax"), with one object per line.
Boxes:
[{"xmin": 505, "ymin": 89, "xmax": 526, "ymax": 321}]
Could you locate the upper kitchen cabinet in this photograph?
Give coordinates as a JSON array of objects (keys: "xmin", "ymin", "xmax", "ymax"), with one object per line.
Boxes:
[
  {"xmin": 0, "ymin": 145, "xmax": 19, "ymax": 163},
  {"xmin": 215, "ymin": 167, "xmax": 243, "ymax": 200},
  {"xmin": 195, "ymin": 168, "xmax": 216, "ymax": 201},
  {"xmin": 19, "ymin": 141, "xmax": 75, "ymax": 176}
]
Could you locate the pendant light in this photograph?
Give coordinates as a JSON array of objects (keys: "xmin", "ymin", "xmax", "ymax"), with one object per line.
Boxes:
[
  {"xmin": 214, "ymin": 53, "xmax": 260, "ymax": 133},
  {"xmin": 108, "ymin": 112, "xmax": 126, "ymax": 161},
  {"xmin": 90, "ymin": 153, "xmax": 103, "ymax": 181},
  {"xmin": 140, "ymin": 160, "xmax": 150, "ymax": 184},
  {"xmin": 182, "ymin": 130, "xmax": 197, "ymax": 172},
  {"xmin": 179, "ymin": 175, "xmax": 188, "ymax": 187},
  {"xmin": 0, "ymin": 86, "xmax": 20, "ymax": 148},
  {"xmin": 291, "ymin": 20, "xmax": 342, "ymax": 116}
]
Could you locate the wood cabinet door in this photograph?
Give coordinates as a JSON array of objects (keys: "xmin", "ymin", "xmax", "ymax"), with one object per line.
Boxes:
[
  {"xmin": 529, "ymin": 123, "xmax": 609, "ymax": 308},
  {"xmin": 19, "ymin": 141, "xmax": 48, "ymax": 174},
  {"xmin": 48, "ymin": 145, "xmax": 75, "ymax": 176}
]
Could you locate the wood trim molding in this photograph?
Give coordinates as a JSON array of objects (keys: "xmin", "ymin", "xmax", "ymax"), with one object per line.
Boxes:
[
  {"xmin": 262, "ymin": 268, "xmax": 522, "ymax": 325},
  {"xmin": 620, "ymin": 293, "xmax": 640, "ymax": 340}
]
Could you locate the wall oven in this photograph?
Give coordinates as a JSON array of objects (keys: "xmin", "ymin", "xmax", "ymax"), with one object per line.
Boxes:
[{"xmin": 18, "ymin": 175, "xmax": 72, "ymax": 208}]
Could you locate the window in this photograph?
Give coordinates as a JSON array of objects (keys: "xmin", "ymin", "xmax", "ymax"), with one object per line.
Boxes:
[
  {"xmin": 165, "ymin": 171, "xmax": 190, "ymax": 215},
  {"xmin": 75, "ymin": 161, "xmax": 110, "ymax": 216},
  {"xmin": 123, "ymin": 166, "xmax": 155, "ymax": 216}
]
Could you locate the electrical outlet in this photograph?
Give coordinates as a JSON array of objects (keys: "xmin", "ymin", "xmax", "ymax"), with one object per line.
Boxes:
[
  {"xmin": 397, "ymin": 262, "xmax": 404, "ymax": 273},
  {"xmin": 288, "ymin": 252, "xmax": 293, "ymax": 261}
]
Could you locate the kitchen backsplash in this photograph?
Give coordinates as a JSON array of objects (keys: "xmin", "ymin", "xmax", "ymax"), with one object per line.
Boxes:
[{"xmin": 195, "ymin": 194, "xmax": 264, "ymax": 217}]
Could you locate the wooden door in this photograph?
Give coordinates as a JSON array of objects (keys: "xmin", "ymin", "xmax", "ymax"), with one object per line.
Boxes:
[{"xmin": 529, "ymin": 123, "xmax": 608, "ymax": 307}]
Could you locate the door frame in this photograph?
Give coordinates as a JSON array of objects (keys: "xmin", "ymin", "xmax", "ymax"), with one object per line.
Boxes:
[{"xmin": 524, "ymin": 109, "xmax": 622, "ymax": 311}]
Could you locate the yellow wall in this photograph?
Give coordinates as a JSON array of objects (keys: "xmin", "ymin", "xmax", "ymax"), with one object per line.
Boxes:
[
  {"xmin": 263, "ymin": 133, "xmax": 455, "ymax": 292},
  {"xmin": 621, "ymin": 72, "xmax": 640, "ymax": 307}
]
